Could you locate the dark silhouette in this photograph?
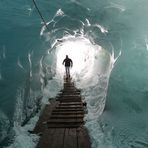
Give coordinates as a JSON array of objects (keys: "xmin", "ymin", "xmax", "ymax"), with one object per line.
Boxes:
[{"xmin": 62, "ymin": 55, "xmax": 73, "ymax": 77}]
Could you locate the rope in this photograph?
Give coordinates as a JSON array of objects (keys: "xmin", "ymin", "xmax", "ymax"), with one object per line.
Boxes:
[{"xmin": 32, "ymin": 0, "xmax": 49, "ymax": 31}]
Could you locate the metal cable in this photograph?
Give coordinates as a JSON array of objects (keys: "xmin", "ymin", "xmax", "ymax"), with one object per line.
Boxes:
[{"xmin": 32, "ymin": 0, "xmax": 49, "ymax": 31}]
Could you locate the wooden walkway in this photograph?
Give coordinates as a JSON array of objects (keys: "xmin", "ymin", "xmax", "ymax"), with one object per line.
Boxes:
[{"xmin": 34, "ymin": 77, "xmax": 91, "ymax": 148}]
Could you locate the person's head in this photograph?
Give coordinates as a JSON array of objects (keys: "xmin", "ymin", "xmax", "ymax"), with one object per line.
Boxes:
[{"xmin": 66, "ymin": 55, "xmax": 68, "ymax": 58}]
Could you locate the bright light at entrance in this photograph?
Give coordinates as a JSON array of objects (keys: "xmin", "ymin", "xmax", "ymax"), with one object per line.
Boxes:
[{"xmin": 56, "ymin": 37, "xmax": 96, "ymax": 77}]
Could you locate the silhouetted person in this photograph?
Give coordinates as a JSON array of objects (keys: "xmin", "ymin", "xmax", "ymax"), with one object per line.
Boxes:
[{"xmin": 62, "ymin": 55, "xmax": 73, "ymax": 77}]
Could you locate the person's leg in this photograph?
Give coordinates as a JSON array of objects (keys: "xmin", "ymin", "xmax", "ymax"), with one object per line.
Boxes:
[
  {"xmin": 65, "ymin": 67, "xmax": 68, "ymax": 76},
  {"xmin": 65, "ymin": 66, "xmax": 70, "ymax": 77},
  {"xmin": 67, "ymin": 67, "xmax": 70, "ymax": 76}
]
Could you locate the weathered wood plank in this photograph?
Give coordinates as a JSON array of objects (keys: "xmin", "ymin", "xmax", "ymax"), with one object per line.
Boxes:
[
  {"xmin": 52, "ymin": 109, "xmax": 83, "ymax": 112},
  {"xmin": 58, "ymin": 96, "xmax": 81, "ymax": 98},
  {"xmin": 34, "ymin": 101, "xmax": 58, "ymax": 134},
  {"xmin": 51, "ymin": 111, "xmax": 84, "ymax": 115},
  {"xmin": 61, "ymin": 95, "xmax": 80, "ymax": 97},
  {"xmin": 57, "ymin": 96, "xmax": 81, "ymax": 99},
  {"xmin": 35, "ymin": 78, "xmax": 91, "ymax": 148},
  {"xmin": 47, "ymin": 119, "xmax": 83, "ymax": 124},
  {"xmin": 63, "ymin": 128, "xmax": 77, "ymax": 148},
  {"xmin": 48, "ymin": 124, "xmax": 81, "ymax": 128},
  {"xmin": 37, "ymin": 128, "xmax": 65, "ymax": 148},
  {"xmin": 36, "ymin": 129, "xmax": 55, "ymax": 148},
  {"xmin": 77, "ymin": 127, "xmax": 91, "ymax": 148},
  {"xmin": 56, "ymin": 106, "xmax": 83, "ymax": 109},
  {"xmin": 57, "ymin": 104, "xmax": 83, "ymax": 108},
  {"xmin": 59, "ymin": 102, "xmax": 83, "ymax": 105},
  {"xmin": 60, "ymin": 90, "xmax": 80, "ymax": 93},
  {"xmin": 50, "ymin": 115, "xmax": 84, "ymax": 119},
  {"xmin": 57, "ymin": 99, "xmax": 82, "ymax": 102}
]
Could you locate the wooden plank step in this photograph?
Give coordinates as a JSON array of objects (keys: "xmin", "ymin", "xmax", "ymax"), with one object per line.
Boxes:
[
  {"xmin": 64, "ymin": 83, "xmax": 74, "ymax": 85},
  {"xmin": 63, "ymin": 84, "xmax": 75, "ymax": 86},
  {"xmin": 47, "ymin": 119, "xmax": 83, "ymax": 124},
  {"xmin": 36, "ymin": 128, "xmax": 65, "ymax": 148},
  {"xmin": 59, "ymin": 105, "xmax": 83, "ymax": 107},
  {"xmin": 51, "ymin": 112, "xmax": 84, "ymax": 115},
  {"xmin": 61, "ymin": 87, "xmax": 76, "ymax": 89},
  {"xmin": 56, "ymin": 99, "xmax": 81, "ymax": 103},
  {"xmin": 60, "ymin": 90, "xmax": 80, "ymax": 93},
  {"xmin": 63, "ymin": 128, "xmax": 77, "ymax": 148},
  {"xmin": 64, "ymin": 87, "xmax": 76, "ymax": 89},
  {"xmin": 48, "ymin": 124, "xmax": 81, "ymax": 128},
  {"xmin": 58, "ymin": 94, "xmax": 81, "ymax": 97},
  {"xmin": 77, "ymin": 127, "xmax": 91, "ymax": 148},
  {"xmin": 57, "ymin": 100, "xmax": 82, "ymax": 102},
  {"xmin": 50, "ymin": 115, "xmax": 84, "ymax": 119},
  {"xmin": 63, "ymin": 88, "xmax": 76, "ymax": 89},
  {"xmin": 52, "ymin": 109, "xmax": 83, "ymax": 112},
  {"xmin": 63, "ymin": 86, "xmax": 78, "ymax": 88},
  {"xmin": 57, "ymin": 96, "xmax": 81, "ymax": 99},
  {"xmin": 56, "ymin": 106, "xmax": 83, "ymax": 109},
  {"xmin": 61, "ymin": 90, "xmax": 80, "ymax": 92},
  {"xmin": 56, "ymin": 105, "xmax": 83, "ymax": 109},
  {"xmin": 57, "ymin": 98, "xmax": 82, "ymax": 101},
  {"xmin": 56, "ymin": 104, "xmax": 82, "ymax": 107},
  {"xmin": 60, "ymin": 92, "xmax": 81, "ymax": 95},
  {"xmin": 59, "ymin": 102, "xmax": 83, "ymax": 105},
  {"xmin": 33, "ymin": 101, "xmax": 58, "ymax": 134},
  {"xmin": 61, "ymin": 91, "xmax": 78, "ymax": 93},
  {"xmin": 59, "ymin": 104, "xmax": 83, "ymax": 107},
  {"xmin": 58, "ymin": 96, "xmax": 81, "ymax": 99},
  {"xmin": 59, "ymin": 97, "xmax": 81, "ymax": 99},
  {"xmin": 57, "ymin": 98, "xmax": 81, "ymax": 102},
  {"xmin": 59, "ymin": 94, "xmax": 80, "ymax": 97},
  {"xmin": 58, "ymin": 100, "xmax": 82, "ymax": 102},
  {"xmin": 63, "ymin": 90, "xmax": 78, "ymax": 92},
  {"xmin": 58, "ymin": 93, "xmax": 81, "ymax": 96}
]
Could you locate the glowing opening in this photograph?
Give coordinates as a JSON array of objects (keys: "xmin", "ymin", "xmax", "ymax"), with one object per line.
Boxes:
[{"xmin": 56, "ymin": 37, "xmax": 96, "ymax": 78}]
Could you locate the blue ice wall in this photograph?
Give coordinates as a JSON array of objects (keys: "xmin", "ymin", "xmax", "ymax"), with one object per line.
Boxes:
[{"xmin": 1, "ymin": 0, "xmax": 148, "ymax": 147}]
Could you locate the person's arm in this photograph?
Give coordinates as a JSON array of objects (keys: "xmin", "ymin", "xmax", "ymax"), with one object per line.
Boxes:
[
  {"xmin": 62, "ymin": 59, "xmax": 65, "ymax": 65},
  {"xmin": 70, "ymin": 59, "xmax": 73, "ymax": 67}
]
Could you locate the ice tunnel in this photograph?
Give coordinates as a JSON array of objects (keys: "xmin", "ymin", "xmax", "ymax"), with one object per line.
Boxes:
[{"xmin": 0, "ymin": 0, "xmax": 148, "ymax": 148}]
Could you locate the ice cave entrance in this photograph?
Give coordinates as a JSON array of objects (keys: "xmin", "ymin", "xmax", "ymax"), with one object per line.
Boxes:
[{"xmin": 56, "ymin": 37, "xmax": 109, "ymax": 80}]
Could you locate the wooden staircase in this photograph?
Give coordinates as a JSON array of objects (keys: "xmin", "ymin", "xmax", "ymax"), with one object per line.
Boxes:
[{"xmin": 34, "ymin": 77, "xmax": 91, "ymax": 148}]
